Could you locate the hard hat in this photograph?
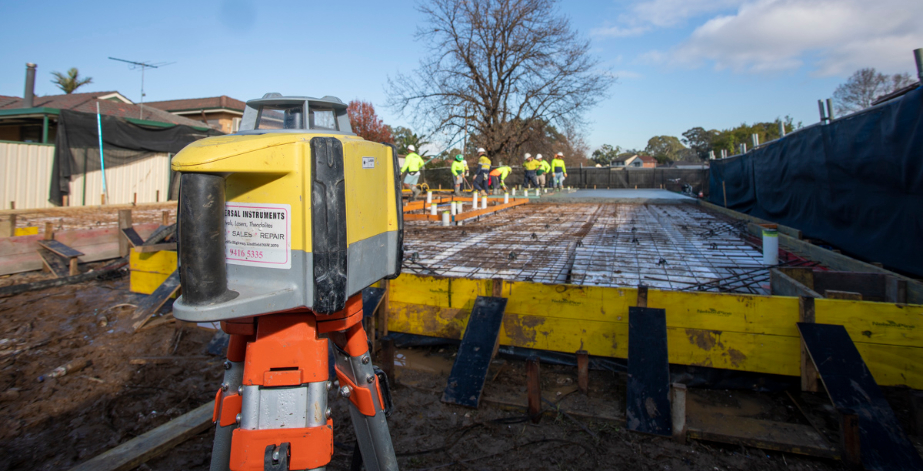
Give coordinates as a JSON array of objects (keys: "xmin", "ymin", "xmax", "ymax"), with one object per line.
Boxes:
[
  {"xmin": 555, "ymin": 152, "xmax": 564, "ymax": 157},
  {"xmin": 524, "ymin": 153, "xmax": 532, "ymax": 159},
  {"xmin": 536, "ymin": 154, "xmax": 543, "ymax": 160},
  {"xmin": 455, "ymin": 154, "xmax": 463, "ymax": 161},
  {"xmin": 477, "ymin": 148, "xmax": 486, "ymax": 154},
  {"xmin": 408, "ymin": 145, "xmax": 416, "ymax": 152}
]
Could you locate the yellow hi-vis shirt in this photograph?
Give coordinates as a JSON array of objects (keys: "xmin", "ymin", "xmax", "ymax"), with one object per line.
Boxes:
[
  {"xmin": 451, "ymin": 160, "xmax": 466, "ymax": 176},
  {"xmin": 551, "ymin": 158, "xmax": 567, "ymax": 173},
  {"xmin": 537, "ymin": 160, "xmax": 551, "ymax": 175},
  {"xmin": 489, "ymin": 166, "xmax": 511, "ymax": 181},
  {"xmin": 523, "ymin": 160, "xmax": 540, "ymax": 171},
  {"xmin": 477, "ymin": 155, "xmax": 491, "ymax": 171},
  {"xmin": 401, "ymin": 152, "xmax": 425, "ymax": 173}
]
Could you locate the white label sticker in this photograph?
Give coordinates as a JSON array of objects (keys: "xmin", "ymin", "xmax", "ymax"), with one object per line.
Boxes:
[
  {"xmin": 225, "ymin": 202, "xmax": 291, "ymax": 269},
  {"xmin": 362, "ymin": 157, "xmax": 375, "ymax": 169}
]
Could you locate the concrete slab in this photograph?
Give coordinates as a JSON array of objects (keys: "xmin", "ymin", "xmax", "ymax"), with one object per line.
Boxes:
[{"xmin": 538, "ymin": 189, "xmax": 695, "ymax": 204}]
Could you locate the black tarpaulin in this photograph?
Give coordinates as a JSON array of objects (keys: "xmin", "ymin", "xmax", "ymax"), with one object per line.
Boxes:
[
  {"xmin": 710, "ymin": 86, "xmax": 923, "ymax": 277},
  {"xmin": 50, "ymin": 109, "xmax": 222, "ymax": 205}
]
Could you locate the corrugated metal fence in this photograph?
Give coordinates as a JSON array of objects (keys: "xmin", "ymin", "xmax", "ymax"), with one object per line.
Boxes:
[{"xmin": 0, "ymin": 142, "xmax": 172, "ymax": 209}]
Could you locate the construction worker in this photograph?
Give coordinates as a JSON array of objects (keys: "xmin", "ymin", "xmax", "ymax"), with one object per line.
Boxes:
[
  {"xmin": 522, "ymin": 153, "xmax": 539, "ymax": 189},
  {"xmin": 552, "ymin": 152, "xmax": 567, "ymax": 189},
  {"xmin": 473, "ymin": 148, "xmax": 491, "ymax": 196},
  {"xmin": 489, "ymin": 165, "xmax": 512, "ymax": 191},
  {"xmin": 401, "ymin": 145, "xmax": 426, "ymax": 199},
  {"xmin": 536, "ymin": 154, "xmax": 551, "ymax": 189},
  {"xmin": 451, "ymin": 154, "xmax": 467, "ymax": 195}
]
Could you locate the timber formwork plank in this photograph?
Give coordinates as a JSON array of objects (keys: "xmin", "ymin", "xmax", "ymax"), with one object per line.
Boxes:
[
  {"xmin": 362, "ymin": 286, "xmax": 385, "ymax": 319},
  {"xmin": 68, "ymin": 401, "xmax": 213, "ymax": 471},
  {"xmin": 686, "ymin": 415, "xmax": 838, "ymax": 459},
  {"xmin": 37, "ymin": 239, "xmax": 85, "ymax": 259},
  {"xmin": 442, "ymin": 296, "xmax": 507, "ymax": 408},
  {"xmin": 798, "ymin": 322, "xmax": 923, "ymax": 470},
  {"xmin": 627, "ymin": 306, "xmax": 672, "ymax": 436},
  {"xmin": 130, "ymin": 270, "xmax": 180, "ymax": 331}
]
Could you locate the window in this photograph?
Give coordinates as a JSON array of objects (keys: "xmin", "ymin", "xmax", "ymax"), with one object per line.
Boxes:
[
  {"xmin": 309, "ymin": 107, "xmax": 337, "ymax": 130},
  {"xmin": 255, "ymin": 104, "xmax": 305, "ymax": 130}
]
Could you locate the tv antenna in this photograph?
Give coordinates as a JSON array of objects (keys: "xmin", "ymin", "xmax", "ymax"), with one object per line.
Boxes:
[{"xmin": 108, "ymin": 57, "xmax": 175, "ymax": 119}]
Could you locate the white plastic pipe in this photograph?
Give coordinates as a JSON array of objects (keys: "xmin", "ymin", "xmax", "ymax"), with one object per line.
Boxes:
[
  {"xmin": 430, "ymin": 203, "xmax": 437, "ymax": 216},
  {"xmin": 450, "ymin": 201, "xmax": 457, "ymax": 216},
  {"xmin": 482, "ymin": 197, "xmax": 488, "ymax": 209},
  {"xmin": 441, "ymin": 211, "xmax": 450, "ymax": 226},
  {"xmin": 762, "ymin": 227, "xmax": 778, "ymax": 265},
  {"xmin": 426, "ymin": 191, "xmax": 432, "ymax": 204},
  {"xmin": 504, "ymin": 193, "xmax": 509, "ymax": 204},
  {"xmin": 473, "ymin": 193, "xmax": 479, "ymax": 208}
]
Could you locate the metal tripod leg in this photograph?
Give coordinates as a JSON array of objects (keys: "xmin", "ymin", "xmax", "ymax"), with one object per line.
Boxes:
[
  {"xmin": 212, "ymin": 334, "xmax": 248, "ymax": 471},
  {"xmin": 332, "ymin": 323, "xmax": 398, "ymax": 471}
]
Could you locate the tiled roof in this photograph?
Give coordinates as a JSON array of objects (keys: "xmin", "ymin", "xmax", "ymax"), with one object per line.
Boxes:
[
  {"xmin": 636, "ymin": 155, "xmax": 657, "ymax": 164},
  {"xmin": 0, "ymin": 91, "xmax": 210, "ymax": 127},
  {"xmin": 145, "ymin": 95, "xmax": 246, "ymax": 112}
]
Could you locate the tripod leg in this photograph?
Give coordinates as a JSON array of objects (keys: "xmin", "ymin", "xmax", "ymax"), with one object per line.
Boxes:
[
  {"xmin": 331, "ymin": 322, "xmax": 398, "ymax": 471},
  {"xmin": 211, "ymin": 334, "xmax": 248, "ymax": 471}
]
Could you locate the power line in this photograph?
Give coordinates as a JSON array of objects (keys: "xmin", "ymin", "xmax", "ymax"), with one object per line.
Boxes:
[{"xmin": 108, "ymin": 57, "xmax": 175, "ymax": 119}]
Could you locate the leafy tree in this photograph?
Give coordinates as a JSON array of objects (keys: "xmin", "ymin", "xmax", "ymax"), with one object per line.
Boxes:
[
  {"xmin": 347, "ymin": 100, "xmax": 393, "ymax": 144},
  {"xmin": 833, "ymin": 68, "xmax": 915, "ymax": 115},
  {"xmin": 388, "ymin": 0, "xmax": 613, "ymax": 162},
  {"xmin": 50, "ymin": 68, "xmax": 93, "ymax": 94},
  {"xmin": 391, "ymin": 126, "xmax": 430, "ymax": 157},
  {"xmin": 681, "ymin": 127, "xmax": 719, "ymax": 160},
  {"xmin": 591, "ymin": 144, "xmax": 622, "ymax": 166},
  {"xmin": 644, "ymin": 135, "xmax": 686, "ymax": 163}
]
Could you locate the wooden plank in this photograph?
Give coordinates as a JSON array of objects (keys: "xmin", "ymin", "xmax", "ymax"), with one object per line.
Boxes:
[
  {"xmin": 825, "ymin": 290, "xmax": 862, "ymax": 300},
  {"xmin": 671, "ymin": 384, "xmax": 687, "ymax": 444},
  {"xmin": 130, "ymin": 270, "xmax": 181, "ymax": 332},
  {"xmin": 780, "ymin": 267, "xmax": 815, "ymax": 289},
  {"xmin": 37, "ymin": 239, "xmax": 85, "ymax": 259},
  {"xmin": 746, "ymin": 222, "xmax": 923, "ymax": 304},
  {"xmin": 118, "ymin": 210, "xmax": 132, "ymax": 257},
  {"xmin": 799, "ymin": 297, "xmax": 819, "ymax": 392},
  {"xmin": 815, "ymin": 299, "xmax": 923, "ymax": 348},
  {"xmin": 38, "ymin": 247, "xmax": 70, "ymax": 278},
  {"xmin": 0, "ymin": 260, "xmax": 128, "ymax": 298},
  {"xmin": 686, "ymin": 415, "xmax": 838, "ymax": 459},
  {"xmin": 130, "ymin": 271, "xmax": 175, "ymax": 296},
  {"xmin": 697, "ymin": 199, "xmax": 802, "ymax": 239},
  {"xmin": 798, "ymin": 323, "xmax": 923, "ymax": 470},
  {"xmin": 0, "ymin": 201, "xmax": 175, "ymax": 218},
  {"xmin": 455, "ymin": 198, "xmax": 528, "ymax": 221},
  {"xmin": 67, "ymin": 401, "xmax": 213, "ymax": 471},
  {"xmin": 441, "ymin": 296, "xmax": 507, "ymax": 408},
  {"xmin": 121, "ymin": 227, "xmax": 145, "ymax": 247},
  {"xmin": 130, "ymin": 250, "xmax": 178, "ymax": 274},
  {"xmin": 770, "ymin": 269, "xmax": 821, "ymax": 298},
  {"xmin": 627, "ymin": 306, "xmax": 671, "ymax": 436},
  {"xmin": 133, "ymin": 243, "xmax": 177, "ymax": 253},
  {"xmin": 886, "ymin": 277, "xmax": 908, "ymax": 303},
  {"xmin": 814, "ymin": 272, "xmax": 886, "ymax": 301}
]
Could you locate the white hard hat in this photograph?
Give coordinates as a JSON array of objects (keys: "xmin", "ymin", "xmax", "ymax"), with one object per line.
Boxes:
[
  {"xmin": 555, "ymin": 152, "xmax": 564, "ymax": 157},
  {"xmin": 477, "ymin": 148, "xmax": 486, "ymax": 153},
  {"xmin": 536, "ymin": 154, "xmax": 543, "ymax": 159},
  {"xmin": 408, "ymin": 145, "xmax": 416, "ymax": 152},
  {"xmin": 524, "ymin": 153, "xmax": 532, "ymax": 159}
]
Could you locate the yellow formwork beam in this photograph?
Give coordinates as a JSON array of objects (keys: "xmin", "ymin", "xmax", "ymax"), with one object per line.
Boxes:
[
  {"xmin": 129, "ymin": 250, "xmax": 177, "ymax": 295},
  {"xmin": 386, "ymin": 273, "xmax": 923, "ymax": 388}
]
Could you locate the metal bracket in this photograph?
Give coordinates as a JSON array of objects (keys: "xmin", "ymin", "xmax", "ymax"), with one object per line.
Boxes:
[
  {"xmin": 374, "ymin": 366, "xmax": 394, "ymax": 417},
  {"xmin": 264, "ymin": 442, "xmax": 290, "ymax": 471}
]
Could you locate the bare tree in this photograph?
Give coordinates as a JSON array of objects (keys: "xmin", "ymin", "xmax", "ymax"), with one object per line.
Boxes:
[
  {"xmin": 388, "ymin": 0, "xmax": 613, "ymax": 161},
  {"xmin": 833, "ymin": 68, "xmax": 915, "ymax": 115}
]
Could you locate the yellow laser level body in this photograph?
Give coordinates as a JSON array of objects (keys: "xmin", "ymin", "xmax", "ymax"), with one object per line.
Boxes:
[{"xmin": 171, "ymin": 94, "xmax": 403, "ymax": 322}]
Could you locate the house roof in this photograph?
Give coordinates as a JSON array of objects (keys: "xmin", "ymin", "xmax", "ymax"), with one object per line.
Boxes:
[
  {"xmin": 145, "ymin": 95, "xmax": 246, "ymax": 113},
  {"xmin": 0, "ymin": 91, "xmax": 210, "ymax": 128},
  {"xmin": 635, "ymin": 155, "xmax": 657, "ymax": 164}
]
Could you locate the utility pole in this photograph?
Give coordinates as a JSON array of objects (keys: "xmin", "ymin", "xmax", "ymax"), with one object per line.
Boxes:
[{"xmin": 108, "ymin": 57, "xmax": 173, "ymax": 119}]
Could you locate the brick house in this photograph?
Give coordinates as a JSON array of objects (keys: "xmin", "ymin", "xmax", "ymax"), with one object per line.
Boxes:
[{"xmin": 146, "ymin": 95, "xmax": 246, "ymax": 134}]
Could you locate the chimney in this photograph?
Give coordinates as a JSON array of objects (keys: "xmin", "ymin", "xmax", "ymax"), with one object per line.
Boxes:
[{"xmin": 23, "ymin": 63, "xmax": 36, "ymax": 108}]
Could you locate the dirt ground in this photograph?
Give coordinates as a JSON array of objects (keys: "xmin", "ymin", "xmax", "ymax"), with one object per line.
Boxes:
[{"xmin": 0, "ymin": 271, "xmax": 917, "ymax": 470}]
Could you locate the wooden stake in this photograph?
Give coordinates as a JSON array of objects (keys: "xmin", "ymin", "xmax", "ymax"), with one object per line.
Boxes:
[
  {"xmin": 62, "ymin": 195, "xmax": 69, "ymax": 207},
  {"xmin": 722, "ymin": 181, "xmax": 728, "ymax": 208},
  {"xmin": 380, "ymin": 336, "xmax": 395, "ymax": 384},
  {"xmin": 69, "ymin": 258, "xmax": 79, "ymax": 276},
  {"xmin": 576, "ymin": 350, "xmax": 589, "ymax": 394},
  {"xmin": 637, "ymin": 285, "xmax": 649, "ymax": 308},
  {"xmin": 162, "ymin": 210, "xmax": 170, "ymax": 226},
  {"xmin": 671, "ymin": 383, "xmax": 688, "ymax": 444},
  {"xmin": 44, "ymin": 222, "xmax": 54, "ymax": 240},
  {"xmin": 838, "ymin": 408, "xmax": 861, "ymax": 470},
  {"xmin": 156, "ymin": 190, "xmax": 160, "ymax": 202},
  {"xmin": 10, "ymin": 201, "xmax": 15, "ymax": 210},
  {"xmin": 133, "ymin": 193, "xmax": 138, "ymax": 206},
  {"xmin": 799, "ymin": 296, "xmax": 819, "ymax": 392},
  {"xmin": 118, "ymin": 209, "xmax": 133, "ymax": 257},
  {"xmin": 0, "ymin": 215, "xmax": 15, "ymax": 237},
  {"xmin": 527, "ymin": 355, "xmax": 541, "ymax": 423},
  {"xmin": 101, "ymin": 194, "xmax": 106, "ymax": 205}
]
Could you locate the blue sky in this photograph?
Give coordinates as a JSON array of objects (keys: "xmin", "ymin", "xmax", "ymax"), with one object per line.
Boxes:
[{"xmin": 1, "ymin": 0, "xmax": 920, "ymax": 151}]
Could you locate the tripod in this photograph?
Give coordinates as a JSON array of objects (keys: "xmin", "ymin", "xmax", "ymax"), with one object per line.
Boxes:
[{"xmin": 210, "ymin": 294, "xmax": 397, "ymax": 471}]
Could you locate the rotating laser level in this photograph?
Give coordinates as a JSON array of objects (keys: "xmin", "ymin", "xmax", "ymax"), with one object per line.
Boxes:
[{"xmin": 171, "ymin": 93, "xmax": 402, "ymax": 471}]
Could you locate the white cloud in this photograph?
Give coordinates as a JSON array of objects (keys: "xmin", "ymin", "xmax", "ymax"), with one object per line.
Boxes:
[
  {"xmin": 592, "ymin": 0, "xmax": 744, "ymax": 37},
  {"xmin": 591, "ymin": 25, "xmax": 649, "ymax": 38},
  {"xmin": 669, "ymin": 0, "xmax": 923, "ymax": 76},
  {"xmin": 613, "ymin": 70, "xmax": 644, "ymax": 79}
]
